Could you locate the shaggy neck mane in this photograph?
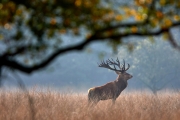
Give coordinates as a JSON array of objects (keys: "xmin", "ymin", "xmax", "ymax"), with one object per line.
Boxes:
[{"xmin": 116, "ymin": 75, "xmax": 128, "ymax": 86}]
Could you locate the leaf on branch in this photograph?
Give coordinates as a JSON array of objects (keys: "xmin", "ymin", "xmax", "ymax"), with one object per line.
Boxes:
[
  {"xmin": 115, "ymin": 15, "xmax": 123, "ymax": 21},
  {"xmin": 160, "ymin": 0, "xmax": 166, "ymax": 6},
  {"xmin": 131, "ymin": 26, "xmax": 138, "ymax": 33},
  {"xmin": 59, "ymin": 29, "xmax": 66, "ymax": 34},
  {"xmin": 135, "ymin": 0, "xmax": 152, "ymax": 6},
  {"xmin": 135, "ymin": 13, "xmax": 144, "ymax": 21},
  {"xmin": 173, "ymin": 15, "xmax": 180, "ymax": 21},
  {"xmin": 164, "ymin": 19, "xmax": 172, "ymax": 27},
  {"xmin": 75, "ymin": 0, "xmax": 82, "ymax": 7},
  {"xmin": 156, "ymin": 11, "xmax": 164, "ymax": 18},
  {"xmin": 86, "ymin": 33, "xmax": 92, "ymax": 39},
  {"xmin": 162, "ymin": 32, "xmax": 169, "ymax": 41},
  {"xmin": 50, "ymin": 18, "xmax": 56, "ymax": 25},
  {"xmin": 161, "ymin": 18, "xmax": 172, "ymax": 29},
  {"xmin": 150, "ymin": 18, "xmax": 159, "ymax": 27}
]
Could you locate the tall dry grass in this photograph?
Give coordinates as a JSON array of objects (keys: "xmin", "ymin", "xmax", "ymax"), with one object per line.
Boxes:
[{"xmin": 0, "ymin": 89, "xmax": 180, "ymax": 120}]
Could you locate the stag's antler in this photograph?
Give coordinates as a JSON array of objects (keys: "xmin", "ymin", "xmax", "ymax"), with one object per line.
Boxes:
[{"xmin": 98, "ymin": 58, "xmax": 130, "ymax": 73}]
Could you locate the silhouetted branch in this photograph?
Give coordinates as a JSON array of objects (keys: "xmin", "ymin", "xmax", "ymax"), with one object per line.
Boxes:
[
  {"xmin": 1, "ymin": 47, "xmax": 25, "ymax": 57},
  {"xmin": 1, "ymin": 0, "xmax": 180, "ymax": 74},
  {"xmin": 1, "ymin": 21, "xmax": 180, "ymax": 74}
]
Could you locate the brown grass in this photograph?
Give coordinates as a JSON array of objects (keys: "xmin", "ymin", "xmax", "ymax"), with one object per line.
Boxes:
[{"xmin": 0, "ymin": 89, "xmax": 180, "ymax": 120}]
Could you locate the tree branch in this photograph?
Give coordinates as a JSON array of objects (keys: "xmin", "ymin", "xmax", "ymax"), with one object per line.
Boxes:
[
  {"xmin": 1, "ymin": 35, "xmax": 98, "ymax": 73},
  {"xmin": 167, "ymin": 29, "xmax": 180, "ymax": 50},
  {"xmin": 97, "ymin": 0, "xmax": 156, "ymax": 33},
  {"xmin": 1, "ymin": 21, "xmax": 180, "ymax": 74},
  {"xmin": 96, "ymin": 22, "xmax": 180, "ymax": 39},
  {"xmin": 1, "ymin": 47, "xmax": 25, "ymax": 57}
]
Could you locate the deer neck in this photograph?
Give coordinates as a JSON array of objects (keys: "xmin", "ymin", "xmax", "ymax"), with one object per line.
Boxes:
[
  {"xmin": 114, "ymin": 75, "xmax": 128, "ymax": 91},
  {"xmin": 116, "ymin": 75, "xmax": 127, "ymax": 84}
]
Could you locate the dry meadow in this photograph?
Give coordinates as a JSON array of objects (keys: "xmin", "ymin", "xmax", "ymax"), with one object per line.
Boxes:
[{"xmin": 0, "ymin": 89, "xmax": 180, "ymax": 120}]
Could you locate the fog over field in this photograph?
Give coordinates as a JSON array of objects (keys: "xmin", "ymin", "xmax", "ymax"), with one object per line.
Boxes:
[{"xmin": 2, "ymin": 36, "xmax": 180, "ymax": 94}]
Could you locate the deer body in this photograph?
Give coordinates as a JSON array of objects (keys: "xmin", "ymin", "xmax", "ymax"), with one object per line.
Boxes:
[{"xmin": 88, "ymin": 58, "xmax": 133, "ymax": 105}]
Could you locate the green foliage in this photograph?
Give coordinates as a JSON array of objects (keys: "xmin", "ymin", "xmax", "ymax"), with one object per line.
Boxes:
[{"xmin": 0, "ymin": 0, "xmax": 114, "ymax": 65}]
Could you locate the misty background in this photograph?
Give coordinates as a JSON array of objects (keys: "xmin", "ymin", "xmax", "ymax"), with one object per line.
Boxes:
[{"xmin": 2, "ymin": 28, "xmax": 180, "ymax": 94}]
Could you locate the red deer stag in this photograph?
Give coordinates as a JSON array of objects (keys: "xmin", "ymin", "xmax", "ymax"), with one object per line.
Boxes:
[{"xmin": 88, "ymin": 58, "xmax": 133, "ymax": 106}]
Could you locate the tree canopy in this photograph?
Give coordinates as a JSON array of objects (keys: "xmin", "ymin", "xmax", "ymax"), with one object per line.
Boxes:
[{"xmin": 0, "ymin": 0, "xmax": 180, "ymax": 75}]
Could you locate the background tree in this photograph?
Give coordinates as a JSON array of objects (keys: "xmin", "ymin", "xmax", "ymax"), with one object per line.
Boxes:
[
  {"xmin": 135, "ymin": 40, "xmax": 180, "ymax": 94},
  {"xmin": 118, "ymin": 39, "xmax": 180, "ymax": 94},
  {"xmin": 1, "ymin": 0, "xmax": 180, "ymax": 80}
]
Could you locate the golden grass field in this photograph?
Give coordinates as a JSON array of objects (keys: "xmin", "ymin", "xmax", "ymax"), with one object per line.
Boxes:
[{"xmin": 0, "ymin": 89, "xmax": 180, "ymax": 120}]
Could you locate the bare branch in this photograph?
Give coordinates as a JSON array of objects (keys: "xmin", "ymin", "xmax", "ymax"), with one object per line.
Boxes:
[{"xmin": 167, "ymin": 29, "xmax": 180, "ymax": 50}]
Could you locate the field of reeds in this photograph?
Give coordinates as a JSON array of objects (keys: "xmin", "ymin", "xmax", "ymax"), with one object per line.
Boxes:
[{"xmin": 0, "ymin": 89, "xmax": 180, "ymax": 120}]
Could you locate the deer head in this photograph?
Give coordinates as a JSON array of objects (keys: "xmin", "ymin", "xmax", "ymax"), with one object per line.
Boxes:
[{"xmin": 98, "ymin": 58, "xmax": 132, "ymax": 81}]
